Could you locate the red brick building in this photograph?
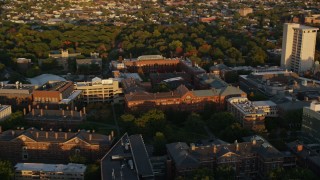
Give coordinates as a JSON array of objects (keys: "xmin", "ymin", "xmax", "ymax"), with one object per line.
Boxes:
[
  {"xmin": 0, "ymin": 127, "xmax": 114, "ymax": 164},
  {"xmin": 125, "ymin": 85, "xmax": 246, "ymax": 112},
  {"xmin": 123, "ymin": 55, "xmax": 180, "ymax": 73},
  {"xmin": 33, "ymin": 81, "xmax": 74, "ymax": 103}
]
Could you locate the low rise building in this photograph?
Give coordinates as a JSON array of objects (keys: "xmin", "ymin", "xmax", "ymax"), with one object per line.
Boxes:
[
  {"xmin": 25, "ymin": 107, "xmax": 86, "ymax": 128},
  {"xmin": 167, "ymin": 135, "xmax": 286, "ymax": 179},
  {"xmin": 238, "ymin": 8, "xmax": 253, "ymax": 16},
  {"xmin": 76, "ymin": 58, "xmax": 102, "ymax": 70},
  {"xmin": 101, "ymin": 133, "xmax": 154, "ymax": 180},
  {"xmin": 48, "ymin": 49, "xmax": 81, "ymax": 70},
  {"xmin": 15, "ymin": 163, "xmax": 86, "ymax": 180},
  {"xmin": 0, "ymin": 127, "xmax": 114, "ymax": 163},
  {"xmin": 227, "ymin": 97, "xmax": 266, "ymax": 131},
  {"xmin": 111, "ymin": 55, "xmax": 180, "ymax": 73},
  {"xmin": 0, "ymin": 105, "xmax": 12, "ymax": 121},
  {"xmin": 302, "ymin": 101, "xmax": 320, "ymax": 143},
  {"xmin": 33, "ymin": 81, "xmax": 74, "ymax": 104},
  {"xmin": 125, "ymin": 84, "xmax": 246, "ymax": 112},
  {"xmin": 75, "ymin": 77, "xmax": 123, "ymax": 103},
  {"xmin": 0, "ymin": 82, "xmax": 35, "ymax": 111}
]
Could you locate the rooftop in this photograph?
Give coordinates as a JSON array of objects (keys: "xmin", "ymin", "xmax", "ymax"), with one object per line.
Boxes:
[
  {"xmin": 28, "ymin": 74, "xmax": 66, "ymax": 86},
  {"xmin": 15, "ymin": 163, "xmax": 86, "ymax": 173},
  {"xmin": 101, "ymin": 133, "xmax": 154, "ymax": 180},
  {"xmin": 0, "ymin": 105, "xmax": 11, "ymax": 112}
]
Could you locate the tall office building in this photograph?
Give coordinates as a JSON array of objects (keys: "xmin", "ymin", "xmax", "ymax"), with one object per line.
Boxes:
[{"xmin": 281, "ymin": 23, "xmax": 318, "ymax": 74}]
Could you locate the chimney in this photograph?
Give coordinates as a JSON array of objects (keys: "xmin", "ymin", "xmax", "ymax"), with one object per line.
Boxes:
[
  {"xmin": 45, "ymin": 105, "xmax": 48, "ymax": 110},
  {"xmin": 118, "ymin": 56, "xmax": 123, "ymax": 63},
  {"xmin": 46, "ymin": 132, "xmax": 48, "ymax": 138},
  {"xmin": 304, "ymin": 96, "xmax": 309, "ymax": 101},
  {"xmin": 213, "ymin": 145, "xmax": 217, "ymax": 154},
  {"xmin": 83, "ymin": 107, "xmax": 86, "ymax": 114},
  {"xmin": 108, "ymin": 135, "xmax": 112, "ymax": 141},
  {"xmin": 252, "ymin": 138, "xmax": 257, "ymax": 146},
  {"xmin": 40, "ymin": 109, "xmax": 43, "ymax": 116},
  {"xmin": 111, "ymin": 131, "xmax": 114, "ymax": 138},
  {"xmin": 65, "ymin": 133, "xmax": 68, "ymax": 140},
  {"xmin": 55, "ymin": 133, "xmax": 58, "ymax": 139},
  {"xmin": 36, "ymin": 132, "xmax": 39, "ymax": 138},
  {"xmin": 62, "ymin": 110, "xmax": 65, "ymax": 116},
  {"xmin": 235, "ymin": 140, "xmax": 239, "ymax": 151},
  {"xmin": 89, "ymin": 134, "xmax": 92, "ymax": 141},
  {"xmin": 12, "ymin": 130, "xmax": 15, "ymax": 136},
  {"xmin": 66, "ymin": 106, "xmax": 69, "ymax": 110},
  {"xmin": 297, "ymin": 144, "xmax": 303, "ymax": 152},
  {"xmin": 0, "ymin": 126, "xmax": 2, "ymax": 133},
  {"xmin": 71, "ymin": 110, "xmax": 74, "ymax": 117},
  {"xmin": 37, "ymin": 105, "xmax": 39, "ymax": 109},
  {"xmin": 80, "ymin": 111, "xmax": 82, "ymax": 117},
  {"xmin": 23, "ymin": 108, "xmax": 26, "ymax": 116},
  {"xmin": 68, "ymin": 129, "xmax": 71, "ymax": 132},
  {"xmin": 75, "ymin": 106, "xmax": 78, "ymax": 111},
  {"xmin": 32, "ymin": 109, "xmax": 35, "ymax": 116},
  {"xmin": 28, "ymin": 105, "xmax": 31, "ymax": 112},
  {"xmin": 40, "ymin": 128, "xmax": 43, "ymax": 131},
  {"xmin": 190, "ymin": 143, "xmax": 196, "ymax": 151}
]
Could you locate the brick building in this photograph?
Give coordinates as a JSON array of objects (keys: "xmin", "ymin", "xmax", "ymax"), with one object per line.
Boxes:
[
  {"xmin": 125, "ymin": 85, "xmax": 246, "ymax": 112},
  {"xmin": 124, "ymin": 55, "xmax": 180, "ymax": 74},
  {"xmin": 167, "ymin": 135, "xmax": 292, "ymax": 179},
  {"xmin": 33, "ymin": 81, "xmax": 74, "ymax": 103},
  {"xmin": 0, "ymin": 127, "xmax": 114, "ymax": 164}
]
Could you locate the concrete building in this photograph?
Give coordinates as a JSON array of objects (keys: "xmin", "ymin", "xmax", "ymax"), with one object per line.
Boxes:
[
  {"xmin": 227, "ymin": 97, "xmax": 266, "ymax": 131},
  {"xmin": 75, "ymin": 77, "xmax": 123, "ymax": 103},
  {"xmin": 167, "ymin": 135, "xmax": 287, "ymax": 179},
  {"xmin": 15, "ymin": 163, "xmax": 86, "ymax": 180},
  {"xmin": 238, "ymin": 8, "xmax": 253, "ymax": 16},
  {"xmin": 281, "ymin": 23, "xmax": 318, "ymax": 74},
  {"xmin": 0, "ymin": 127, "xmax": 114, "ymax": 164},
  {"xmin": 302, "ymin": 101, "xmax": 320, "ymax": 143},
  {"xmin": 101, "ymin": 133, "xmax": 154, "ymax": 180},
  {"xmin": 239, "ymin": 71, "xmax": 320, "ymax": 96},
  {"xmin": 0, "ymin": 105, "xmax": 12, "ymax": 121}
]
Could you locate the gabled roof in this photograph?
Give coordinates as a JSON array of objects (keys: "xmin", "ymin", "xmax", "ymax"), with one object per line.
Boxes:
[
  {"xmin": 0, "ymin": 127, "xmax": 112, "ymax": 145},
  {"xmin": 219, "ymin": 85, "xmax": 245, "ymax": 96},
  {"xmin": 166, "ymin": 142, "xmax": 200, "ymax": 169}
]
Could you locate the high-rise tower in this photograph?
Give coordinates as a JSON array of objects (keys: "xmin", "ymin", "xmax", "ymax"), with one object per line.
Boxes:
[{"xmin": 281, "ymin": 23, "xmax": 318, "ymax": 74}]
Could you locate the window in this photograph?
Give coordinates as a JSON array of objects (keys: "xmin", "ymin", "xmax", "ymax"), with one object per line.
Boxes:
[
  {"xmin": 22, "ymin": 154, "xmax": 28, "ymax": 160},
  {"xmin": 75, "ymin": 149, "xmax": 80, "ymax": 154}
]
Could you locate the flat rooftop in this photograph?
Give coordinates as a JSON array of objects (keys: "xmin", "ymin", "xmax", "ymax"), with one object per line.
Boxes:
[
  {"xmin": 101, "ymin": 133, "xmax": 154, "ymax": 180},
  {"xmin": 37, "ymin": 81, "xmax": 70, "ymax": 91},
  {"xmin": 15, "ymin": 163, "xmax": 86, "ymax": 173}
]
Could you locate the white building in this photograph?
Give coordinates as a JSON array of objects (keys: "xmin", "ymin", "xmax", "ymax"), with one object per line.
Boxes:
[
  {"xmin": 227, "ymin": 97, "xmax": 266, "ymax": 131},
  {"xmin": 281, "ymin": 23, "xmax": 318, "ymax": 74},
  {"xmin": 0, "ymin": 105, "xmax": 12, "ymax": 121},
  {"xmin": 75, "ymin": 77, "xmax": 123, "ymax": 103},
  {"xmin": 15, "ymin": 163, "xmax": 86, "ymax": 180}
]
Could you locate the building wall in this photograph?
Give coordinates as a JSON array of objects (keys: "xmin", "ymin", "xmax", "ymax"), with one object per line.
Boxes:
[
  {"xmin": 281, "ymin": 23, "xmax": 300, "ymax": 69},
  {"xmin": 0, "ymin": 134, "xmax": 110, "ymax": 164},
  {"xmin": 302, "ymin": 107, "xmax": 320, "ymax": 143},
  {"xmin": 281, "ymin": 23, "xmax": 318, "ymax": 74},
  {"xmin": 0, "ymin": 105, "xmax": 12, "ymax": 121},
  {"xmin": 75, "ymin": 81, "xmax": 123, "ymax": 103}
]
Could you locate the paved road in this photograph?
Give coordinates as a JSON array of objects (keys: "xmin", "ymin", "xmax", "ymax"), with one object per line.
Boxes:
[{"xmin": 111, "ymin": 103, "xmax": 120, "ymax": 136}]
